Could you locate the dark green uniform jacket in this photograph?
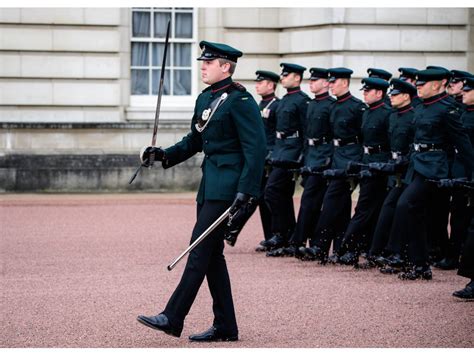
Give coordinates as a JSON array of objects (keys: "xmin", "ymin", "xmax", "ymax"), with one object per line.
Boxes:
[
  {"xmin": 162, "ymin": 76, "xmax": 267, "ymax": 204},
  {"xmin": 387, "ymin": 104, "xmax": 416, "ymax": 186},
  {"xmin": 405, "ymin": 93, "xmax": 474, "ymax": 182},
  {"xmin": 452, "ymin": 105, "xmax": 474, "ymax": 178},
  {"xmin": 361, "ymin": 99, "xmax": 392, "ymax": 164},
  {"xmin": 303, "ymin": 92, "xmax": 335, "ymax": 168},
  {"xmin": 330, "ymin": 91, "xmax": 367, "ymax": 169},
  {"xmin": 259, "ymin": 93, "xmax": 279, "ymax": 155},
  {"xmin": 271, "ymin": 86, "xmax": 310, "ymax": 161}
]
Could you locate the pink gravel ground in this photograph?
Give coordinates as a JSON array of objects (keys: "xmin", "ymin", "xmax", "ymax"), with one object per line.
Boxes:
[{"xmin": 1, "ymin": 193, "xmax": 473, "ymax": 348}]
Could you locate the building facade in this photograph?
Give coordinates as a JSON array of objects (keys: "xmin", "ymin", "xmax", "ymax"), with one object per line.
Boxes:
[{"xmin": 1, "ymin": 7, "xmax": 473, "ymax": 191}]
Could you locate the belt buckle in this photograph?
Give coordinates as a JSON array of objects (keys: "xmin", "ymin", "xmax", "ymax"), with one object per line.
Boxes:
[
  {"xmin": 414, "ymin": 143, "xmax": 420, "ymax": 152},
  {"xmin": 333, "ymin": 139, "xmax": 340, "ymax": 147},
  {"xmin": 308, "ymin": 138, "xmax": 315, "ymax": 146},
  {"xmin": 363, "ymin": 146, "xmax": 370, "ymax": 154},
  {"xmin": 392, "ymin": 152, "xmax": 399, "ymax": 160},
  {"xmin": 276, "ymin": 132, "xmax": 282, "ymax": 139}
]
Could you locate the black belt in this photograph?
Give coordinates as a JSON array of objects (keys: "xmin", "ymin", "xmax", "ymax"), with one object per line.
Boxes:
[
  {"xmin": 308, "ymin": 136, "xmax": 331, "ymax": 146},
  {"xmin": 363, "ymin": 145, "xmax": 390, "ymax": 155},
  {"xmin": 333, "ymin": 136, "xmax": 360, "ymax": 147},
  {"xmin": 390, "ymin": 151, "xmax": 408, "ymax": 160},
  {"xmin": 276, "ymin": 131, "xmax": 299, "ymax": 139},
  {"xmin": 413, "ymin": 143, "xmax": 445, "ymax": 152}
]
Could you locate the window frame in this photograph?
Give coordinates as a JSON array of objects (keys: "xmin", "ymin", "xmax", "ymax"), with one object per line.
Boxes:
[{"xmin": 129, "ymin": 7, "xmax": 198, "ymax": 109}]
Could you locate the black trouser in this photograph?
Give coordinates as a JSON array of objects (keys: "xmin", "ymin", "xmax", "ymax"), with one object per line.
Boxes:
[
  {"xmin": 313, "ymin": 179, "xmax": 353, "ymax": 255},
  {"xmin": 389, "ymin": 173, "xmax": 434, "ymax": 267},
  {"xmin": 458, "ymin": 217, "xmax": 474, "ymax": 280},
  {"xmin": 426, "ymin": 189, "xmax": 451, "ymax": 259},
  {"xmin": 338, "ymin": 176, "xmax": 388, "ymax": 256},
  {"xmin": 448, "ymin": 190, "xmax": 473, "ymax": 261},
  {"xmin": 369, "ymin": 185, "xmax": 406, "ymax": 256},
  {"xmin": 258, "ymin": 172, "xmax": 272, "ymax": 241},
  {"xmin": 163, "ymin": 200, "xmax": 238, "ymax": 336},
  {"xmin": 288, "ymin": 175, "xmax": 328, "ymax": 247},
  {"xmin": 264, "ymin": 167, "xmax": 296, "ymax": 240}
]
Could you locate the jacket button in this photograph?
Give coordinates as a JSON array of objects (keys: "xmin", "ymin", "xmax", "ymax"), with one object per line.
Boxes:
[{"xmin": 205, "ymin": 140, "xmax": 209, "ymax": 144}]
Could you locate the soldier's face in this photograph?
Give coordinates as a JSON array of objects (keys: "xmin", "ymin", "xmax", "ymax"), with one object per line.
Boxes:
[
  {"xmin": 309, "ymin": 78, "xmax": 327, "ymax": 94},
  {"xmin": 447, "ymin": 81, "xmax": 463, "ymax": 96},
  {"xmin": 255, "ymin": 80, "xmax": 275, "ymax": 96},
  {"xmin": 329, "ymin": 78, "xmax": 348, "ymax": 97},
  {"xmin": 462, "ymin": 89, "xmax": 474, "ymax": 105},
  {"xmin": 200, "ymin": 59, "xmax": 229, "ymax": 85},
  {"xmin": 416, "ymin": 81, "xmax": 440, "ymax": 99},
  {"xmin": 390, "ymin": 93, "xmax": 410, "ymax": 108},
  {"xmin": 362, "ymin": 88, "xmax": 381, "ymax": 105},
  {"xmin": 280, "ymin": 73, "xmax": 300, "ymax": 88}
]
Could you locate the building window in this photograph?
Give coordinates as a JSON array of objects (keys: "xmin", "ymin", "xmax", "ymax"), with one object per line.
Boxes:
[{"xmin": 131, "ymin": 7, "xmax": 195, "ymax": 97}]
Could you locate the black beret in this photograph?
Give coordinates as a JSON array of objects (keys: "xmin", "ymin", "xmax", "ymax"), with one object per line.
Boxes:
[
  {"xmin": 415, "ymin": 69, "xmax": 448, "ymax": 86},
  {"xmin": 280, "ymin": 63, "xmax": 306, "ymax": 76},
  {"xmin": 398, "ymin": 67, "xmax": 419, "ymax": 81},
  {"xmin": 255, "ymin": 70, "xmax": 280, "ymax": 83},
  {"xmin": 367, "ymin": 68, "xmax": 392, "ymax": 81},
  {"xmin": 327, "ymin": 67, "xmax": 353, "ymax": 82},
  {"xmin": 360, "ymin": 77, "xmax": 390, "ymax": 91},
  {"xmin": 388, "ymin": 78, "xmax": 417, "ymax": 96},
  {"xmin": 309, "ymin": 67, "xmax": 329, "ymax": 80},
  {"xmin": 197, "ymin": 40, "xmax": 243, "ymax": 63}
]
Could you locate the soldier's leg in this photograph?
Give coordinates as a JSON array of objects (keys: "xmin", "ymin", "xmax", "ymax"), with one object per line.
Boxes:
[
  {"xmin": 258, "ymin": 174, "xmax": 273, "ymax": 241},
  {"xmin": 339, "ymin": 177, "xmax": 388, "ymax": 256},
  {"xmin": 206, "ymin": 234, "xmax": 238, "ymax": 336},
  {"xmin": 163, "ymin": 200, "xmax": 231, "ymax": 330},
  {"xmin": 290, "ymin": 175, "xmax": 327, "ymax": 247},
  {"xmin": 426, "ymin": 189, "xmax": 450, "ymax": 263},
  {"xmin": 369, "ymin": 185, "xmax": 405, "ymax": 256}
]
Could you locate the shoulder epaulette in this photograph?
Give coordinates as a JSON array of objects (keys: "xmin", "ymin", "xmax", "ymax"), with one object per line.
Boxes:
[{"xmin": 231, "ymin": 82, "xmax": 246, "ymax": 92}]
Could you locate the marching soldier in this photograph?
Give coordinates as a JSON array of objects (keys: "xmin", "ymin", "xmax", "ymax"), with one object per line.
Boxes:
[
  {"xmin": 136, "ymin": 41, "xmax": 266, "ymax": 341},
  {"xmin": 337, "ymin": 77, "xmax": 392, "ymax": 265},
  {"xmin": 454, "ymin": 215, "xmax": 474, "ymax": 299},
  {"xmin": 437, "ymin": 75, "xmax": 474, "ymax": 270},
  {"xmin": 398, "ymin": 67, "xmax": 423, "ymax": 107},
  {"xmin": 309, "ymin": 68, "xmax": 366, "ymax": 263},
  {"xmin": 268, "ymin": 68, "xmax": 335, "ymax": 257},
  {"xmin": 262, "ymin": 63, "xmax": 310, "ymax": 251},
  {"xmin": 390, "ymin": 69, "xmax": 474, "ymax": 280},
  {"xmin": 447, "ymin": 70, "xmax": 474, "ymax": 111},
  {"xmin": 366, "ymin": 79, "xmax": 417, "ymax": 269},
  {"xmin": 254, "ymin": 70, "xmax": 280, "ymax": 251}
]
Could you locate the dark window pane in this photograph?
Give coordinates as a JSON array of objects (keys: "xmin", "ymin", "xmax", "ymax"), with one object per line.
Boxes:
[
  {"xmin": 173, "ymin": 70, "xmax": 191, "ymax": 95},
  {"xmin": 175, "ymin": 13, "xmax": 192, "ymax": 38},
  {"xmin": 154, "ymin": 12, "xmax": 171, "ymax": 38},
  {"xmin": 152, "ymin": 69, "xmax": 171, "ymax": 95},
  {"xmin": 173, "ymin": 43, "xmax": 191, "ymax": 67},
  {"xmin": 131, "ymin": 69, "xmax": 149, "ymax": 95},
  {"xmin": 132, "ymin": 12, "xmax": 150, "ymax": 37},
  {"xmin": 131, "ymin": 42, "xmax": 149, "ymax": 66},
  {"xmin": 152, "ymin": 43, "xmax": 171, "ymax": 67}
]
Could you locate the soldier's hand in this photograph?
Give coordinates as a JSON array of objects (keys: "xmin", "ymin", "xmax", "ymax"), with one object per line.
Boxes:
[
  {"xmin": 224, "ymin": 193, "xmax": 257, "ymax": 246},
  {"xmin": 140, "ymin": 146, "xmax": 165, "ymax": 167}
]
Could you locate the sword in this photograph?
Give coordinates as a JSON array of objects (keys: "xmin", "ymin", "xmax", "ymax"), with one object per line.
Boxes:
[
  {"xmin": 129, "ymin": 19, "xmax": 171, "ymax": 185},
  {"xmin": 167, "ymin": 207, "xmax": 232, "ymax": 271}
]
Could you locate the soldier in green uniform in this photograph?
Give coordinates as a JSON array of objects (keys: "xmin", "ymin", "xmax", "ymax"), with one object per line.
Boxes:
[
  {"xmin": 398, "ymin": 67, "xmax": 423, "ymax": 107},
  {"xmin": 337, "ymin": 77, "xmax": 392, "ymax": 265},
  {"xmin": 365, "ymin": 79, "xmax": 417, "ymax": 270},
  {"xmin": 309, "ymin": 68, "xmax": 366, "ymax": 263},
  {"xmin": 437, "ymin": 73, "xmax": 474, "ymax": 270},
  {"xmin": 390, "ymin": 69, "xmax": 474, "ymax": 280},
  {"xmin": 136, "ymin": 41, "xmax": 266, "ymax": 341},
  {"xmin": 262, "ymin": 63, "xmax": 310, "ymax": 251},
  {"xmin": 254, "ymin": 70, "xmax": 280, "ymax": 251},
  {"xmin": 267, "ymin": 68, "xmax": 335, "ymax": 258}
]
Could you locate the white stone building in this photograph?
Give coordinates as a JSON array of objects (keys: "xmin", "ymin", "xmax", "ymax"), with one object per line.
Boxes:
[{"xmin": 0, "ymin": 8, "xmax": 472, "ymax": 191}]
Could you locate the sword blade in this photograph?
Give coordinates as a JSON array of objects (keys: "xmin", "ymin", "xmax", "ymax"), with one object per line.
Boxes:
[{"xmin": 167, "ymin": 207, "xmax": 232, "ymax": 271}]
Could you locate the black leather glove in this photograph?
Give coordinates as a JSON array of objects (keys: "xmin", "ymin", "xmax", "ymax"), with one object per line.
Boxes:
[
  {"xmin": 224, "ymin": 193, "xmax": 257, "ymax": 246},
  {"xmin": 140, "ymin": 146, "xmax": 165, "ymax": 167}
]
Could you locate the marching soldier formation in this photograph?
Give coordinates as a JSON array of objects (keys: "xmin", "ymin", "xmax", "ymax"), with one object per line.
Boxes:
[{"xmin": 136, "ymin": 39, "xmax": 473, "ymax": 342}]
